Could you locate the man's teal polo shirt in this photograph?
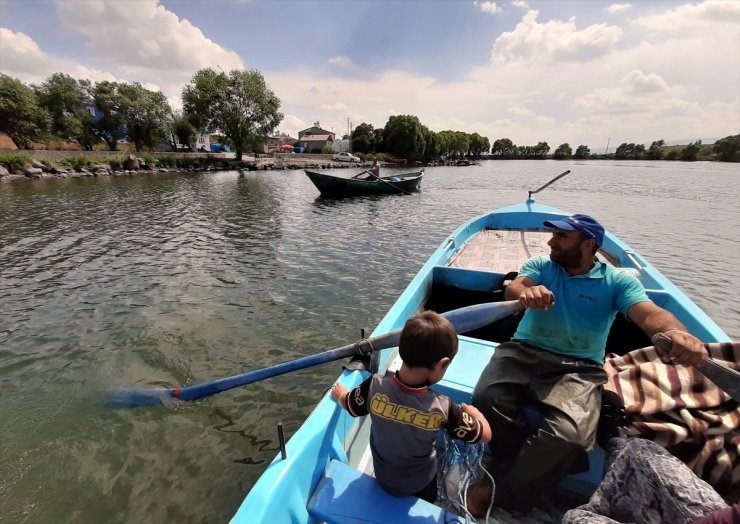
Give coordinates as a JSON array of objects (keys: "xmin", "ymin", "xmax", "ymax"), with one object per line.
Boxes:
[{"xmin": 513, "ymin": 255, "xmax": 649, "ymax": 362}]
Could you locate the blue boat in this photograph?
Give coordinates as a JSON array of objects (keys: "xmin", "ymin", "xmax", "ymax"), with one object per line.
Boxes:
[{"xmin": 230, "ymin": 177, "xmax": 732, "ymax": 523}]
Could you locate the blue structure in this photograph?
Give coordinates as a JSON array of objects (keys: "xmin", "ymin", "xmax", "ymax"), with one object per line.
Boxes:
[{"xmin": 229, "ymin": 197, "xmax": 730, "ymax": 523}]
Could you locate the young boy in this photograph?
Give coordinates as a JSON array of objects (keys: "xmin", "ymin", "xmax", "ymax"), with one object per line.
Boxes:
[{"xmin": 331, "ymin": 311, "xmax": 492, "ymax": 503}]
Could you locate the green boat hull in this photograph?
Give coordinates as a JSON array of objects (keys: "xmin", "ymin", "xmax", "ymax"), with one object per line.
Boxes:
[{"xmin": 305, "ymin": 170, "xmax": 423, "ymax": 197}]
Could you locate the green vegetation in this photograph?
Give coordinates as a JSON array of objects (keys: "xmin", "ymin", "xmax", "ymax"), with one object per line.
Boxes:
[
  {"xmin": 0, "ymin": 152, "xmax": 33, "ymax": 172},
  {"xmin": 0, "ymin": 74, "xmax": 50, "ymax": 149},
  {"xmin": 2, "ymin": 70, "xmax": 737, "ymax": 164},
  {"xmin": 183, "ymin": 68, "xmax": 282, "ymax": 161}
]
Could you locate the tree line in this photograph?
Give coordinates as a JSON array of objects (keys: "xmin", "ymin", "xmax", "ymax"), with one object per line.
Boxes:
[
  {"xmin": 1, "ymin": 71, "xmax": 737, "ymax": 163},
  {"xmin": 0, "ymin": 70, "xmax": 283, "ymax": 160}
]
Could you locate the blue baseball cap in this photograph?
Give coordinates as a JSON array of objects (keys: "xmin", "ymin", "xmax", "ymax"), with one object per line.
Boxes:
[{"xmin": 544, "ymin": 214, "xmax": 604, "ymax": 246}]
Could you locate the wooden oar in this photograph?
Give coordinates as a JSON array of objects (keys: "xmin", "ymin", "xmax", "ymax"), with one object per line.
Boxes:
[
  {"xmin": 106, "ymin": 301, "xmax": 523, "ymax": 409},
  {"xmin": 375, "ymin": 176, "xmax": 412, "ymax": 195},
  {"xmin": 652, "ymin": 333, "xmax": 740, "ymax": 402}
]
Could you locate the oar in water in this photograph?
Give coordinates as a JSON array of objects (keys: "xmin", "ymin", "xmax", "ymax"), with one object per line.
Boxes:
[
  {"xmin": 375, "ymin": 176, "xmax": 412, "ymax": 195},
  {"xmin": 106, "ymin": 300, "xmax": 523, "ymax": 409},
  {"xmin": 652, "ymin": 333, "xmax": 740, "ymax": 402}
]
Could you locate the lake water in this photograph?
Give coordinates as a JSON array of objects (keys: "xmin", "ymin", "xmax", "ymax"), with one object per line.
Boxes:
[{"xmin": 1, "ymin": 160, "xmax": 738, "ymax": 523}]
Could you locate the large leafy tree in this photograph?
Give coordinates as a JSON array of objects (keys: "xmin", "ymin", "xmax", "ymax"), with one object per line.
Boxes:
[
  {"xmin": 351, "ymin": 122, "xmax": 375, "ymax": 153},
  {"xmin": 648, "ymin": 139, "xmax": 665, "ymax": 160},
  {"xmin": 421, "ymin": 126, "xmax": 439, "ymax": 161},
  {"xmin": 383, "ymin": 115, "xmax": 426, "ymax": 161},
  {"xmin": 573, "ymin": 145, "xmax": 590, "ymax": 159},
  {"xmin": 553, "ymin": 143, "xmax": 572, "ymax": 159},
  {"xmin": 491, "ymin": 138, "xmax": 516, "ymax": 158},
  {"xmin": 35, "ymin": 73, "xmax": 98, "ymax": 150},
  {"xmin": 712, "ymin": 135, "xmax": 739, "ymax": 162},
  {"xmin": 90, "ymin": 81, "xmax": 127, "ymax": 151},
  {"xmin": 0, "ymin": 73, "xmax": 49, "ymax": 149},
  {"xmin": 468, "ymin": 133, "xmax": 490, "ymax": 158},
  {"xmin": 119, "ymin": 83, "xmax": 170, "ymax": 152},
  {"xmin": 183, "ymin": 68, "xmax": 283, "ymax": 160},
  {"xmin": 165, "ymin": 111, "xmax": 197, "ymax": 151}
]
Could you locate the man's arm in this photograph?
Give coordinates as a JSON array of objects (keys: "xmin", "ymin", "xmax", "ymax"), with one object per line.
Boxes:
[
  {"xmin": 505, "ymin": 276, "xmax": 555, "ymax": 310},
  {"xmin": 627, "ymin": 301, "xmax": 707, "ymax": 367}
]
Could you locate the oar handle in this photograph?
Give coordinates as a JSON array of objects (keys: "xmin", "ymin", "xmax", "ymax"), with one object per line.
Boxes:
[{"xmin": 652, "ymin": 333, "xmax": 740, "ymax": 402}]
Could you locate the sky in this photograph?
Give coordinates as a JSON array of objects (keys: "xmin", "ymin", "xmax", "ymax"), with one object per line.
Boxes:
[{"xmin": 0, "ymin": 0, "xmax": 738, "ymax": 151}]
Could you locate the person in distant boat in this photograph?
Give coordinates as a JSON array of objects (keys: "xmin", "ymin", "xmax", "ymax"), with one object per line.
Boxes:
[
  {"xmin": 469, "ymin": 213, "xmax": 707, "ymax": 514},
  {"xmin": 354, "ymin": 158, "xmax": 381, "ymax": 180},
  {"xmin": 331, "ymin": 311, "xmax": 492, "ymax": 503}
]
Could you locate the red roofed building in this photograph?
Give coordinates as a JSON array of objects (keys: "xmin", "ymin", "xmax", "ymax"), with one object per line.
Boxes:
[{"xmin": 298, "ymin": 122, "xmax": 335, "ymax": 152}]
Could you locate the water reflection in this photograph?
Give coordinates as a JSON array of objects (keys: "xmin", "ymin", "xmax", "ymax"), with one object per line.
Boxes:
[{"xmin": 0, "ymin": 161, "xmax": 737, "ymax": 524}]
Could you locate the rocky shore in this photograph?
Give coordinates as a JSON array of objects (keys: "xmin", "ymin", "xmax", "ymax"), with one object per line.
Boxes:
[{"xmin": 0, "ymin": 153, "xmax": 373, "ymax": 182}]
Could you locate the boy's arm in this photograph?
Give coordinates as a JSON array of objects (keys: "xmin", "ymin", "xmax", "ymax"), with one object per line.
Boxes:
[
  {"xmin": 331, "ymin": 377, "xmax": 371, "ymax": 416},
  {"xmin": 462, "ymin": 403, "xmax": 492, "ymax": 444},
  {"xmin": 446, "ymin": 401, "xmax": 492, "ymax": 444}
]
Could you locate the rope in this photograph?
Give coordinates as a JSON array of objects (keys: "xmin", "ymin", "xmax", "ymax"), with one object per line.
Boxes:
[
  {"xmin": 436, "ymin": 434, "xmax": 496, "ymax": 523},
  {"xmin": 354, "ymin": 338, "xmax": 376, "ymax": 356}
]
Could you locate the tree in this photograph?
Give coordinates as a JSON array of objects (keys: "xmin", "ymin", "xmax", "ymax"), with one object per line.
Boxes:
[
  {"xmin": 648, "ymin": 139, "xmax": 665, "ymax": 160},
  {"xmin": 468, "ymin": 133, "xmax": 490, "ymax": 158},
  {"xmin": 183, "ymin": 68, "xmax": 283, "ymax": 160},
  {"xmin": 491, "ymin": 138, "xmax": 516, "ymax": 158},
  {"xmin": 712, "ymin": 135, "xmax": 740, "ymax": 162},
  {"xmin": 35, "ymin": 73, "xmax": 98, "ymax": 150},
  {"xmin": 421, "ymin": 126, "xmax": 439, "ymax": 161},
  {"xmin": 534, "ymin": 142, "xmax": 550, "ymax": 158},
  {"xmin": 119, "ymin": 83, "xmax": 170, "ymax": 152},
  {"xmin": 383, "ymin": 115, "xmax": 426, "ymax": 161},
  {"xmin": 553, "ymin": 143, "xmax": 572, "ymax": 159},
  {"xmin": 573, "ymin": 145, "xmax": 590, "ymax": 159},
  {"xmin": 615, "ymin": 143, "xmax": 645, "ymax": 159},
  {"xmin": 372, "ymin": 128, "xmax": 385, "ymax": 153},
  {"xmin": 0, "ymin": 73, "xmax": 49, "ymax": 149},
  {"xmin": 90, "ymin": 81, "xmax": 127, "ymax": 151},
  {"xmin": 351, "ymin": 122, "xmax": 375, "ymax": 154},
  {"xmin": 165, "ymin": 111, "xmax": 197, "ymax": 151},
  {"xmin": 680, "ymin": 141, "xmax": 701, "ymax": 161}
]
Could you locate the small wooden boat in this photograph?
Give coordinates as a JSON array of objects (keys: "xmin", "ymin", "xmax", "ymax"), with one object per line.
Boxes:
[
  {"xmin": 304, "ymin": 169, "xmax": 423, "ymax": 197},
  {"xmin": 231, "ymin": 172, "xmax": 733, "ymax": 523}
]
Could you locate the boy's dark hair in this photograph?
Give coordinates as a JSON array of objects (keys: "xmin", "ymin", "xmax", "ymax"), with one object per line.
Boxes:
[{"xmin": 399, "ymin": 311, "xmax": 458, "ymax": 369}]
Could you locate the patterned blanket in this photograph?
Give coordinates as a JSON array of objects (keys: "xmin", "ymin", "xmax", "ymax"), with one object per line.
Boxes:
[{"xmin": 604, "ymin": 342, "xmax": 740, "ymax": 502}]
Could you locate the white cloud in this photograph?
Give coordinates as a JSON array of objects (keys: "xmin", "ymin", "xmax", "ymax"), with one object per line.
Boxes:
[
  {"xmin": 328, "ymin": 56, "xmax": 360, "ymax": 72},
  {"xmin": 605, "ymin": 3, "xmax": 631, "ymax": 14},
  {"xmin": 620, "ymin": 69, "xmax": 668, "ymax": 95},
  {"xmin": 635, "ymin": 0, "xmax": 740, "ymax": 32},
  {"xmin": 0, "ymin": 27, "xmax": 119, "ymax": 85},
  {"xmin": 0, "ymin": 28, "xmax": 52, "ymax": 78},
  {"xmin": 477, "ymin": 2, "xmax": 502, "ymax": 15},
  {"xmin": 54, "ymin": 0, "xmax": 244, "ymax": 97},
  {"xmin": 511, "ymin": 0, "xmax": 528, "ymax": 10},
  {"xmin": 491, "ymin": 10, "xmax": 622, "ymax": 63},
  {"xmin": 318, "ymin": 102, "xmax": 349, "ymax": 113}
]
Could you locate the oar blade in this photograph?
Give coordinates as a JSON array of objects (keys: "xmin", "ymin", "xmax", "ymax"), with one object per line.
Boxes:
[{"xmin": 105, "ymin": 387, "xmax": 175, "ymax": 409}]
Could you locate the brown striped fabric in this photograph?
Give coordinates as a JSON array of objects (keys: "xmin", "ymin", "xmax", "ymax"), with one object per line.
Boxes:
[{"xmin": 604, "ymin": 342, "xmax": 740, "ymax": 501}]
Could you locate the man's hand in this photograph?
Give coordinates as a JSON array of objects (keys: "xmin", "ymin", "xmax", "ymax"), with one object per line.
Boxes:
[
  {"xmin": 654, "ymin": 330, "xmax": 708, "ymax": 368},
  {"xmin": 517, "ymin": 285, "xmax": 555, "ymax": 311}
]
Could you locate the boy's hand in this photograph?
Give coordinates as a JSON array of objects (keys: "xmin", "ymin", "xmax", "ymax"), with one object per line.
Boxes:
[
  {"xmin": 462, "ymin": 403, "xmax": 492, "ymax": 443},
  {"xmin": 331, "ymin": 383, "xmax": 348, "ymax": 408}
]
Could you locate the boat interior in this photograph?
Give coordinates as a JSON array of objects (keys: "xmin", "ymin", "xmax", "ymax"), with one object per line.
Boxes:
[{"xmin": 308, "ymin": 229, "xmax": 661, "ymax": 523}]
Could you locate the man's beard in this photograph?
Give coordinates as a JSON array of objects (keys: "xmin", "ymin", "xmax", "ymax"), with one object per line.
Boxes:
[{"xmin": 550, "ymin": 244, "xmax": 583, "ymax": 269}]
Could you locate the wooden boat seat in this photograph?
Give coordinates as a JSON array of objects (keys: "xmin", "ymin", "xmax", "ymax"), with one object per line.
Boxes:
[{"xmin": 307, "ymin": 459, "xmax": 463, "ymax": 523}]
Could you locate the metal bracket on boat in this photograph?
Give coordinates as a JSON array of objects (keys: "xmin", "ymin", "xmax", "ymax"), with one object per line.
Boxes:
[
  {"xmin": 342, "ymin": 329, "xmax": 380, "ymax": 374},
  {"xmin": 624, "ymin": 252, "xmax": 644, "ymax": 270},
  {"xmin": 277, "ymin": 422, "xmax": 287, "ymax": 460}
]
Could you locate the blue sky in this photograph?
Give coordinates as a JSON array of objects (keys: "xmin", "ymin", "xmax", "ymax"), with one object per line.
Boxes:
[{"xmin": 1, "ymin": 0, "xmax": 738, "ymax": 150}]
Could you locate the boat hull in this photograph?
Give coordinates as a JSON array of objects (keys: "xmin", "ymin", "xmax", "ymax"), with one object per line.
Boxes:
[
  {"xmin": 231, "ymin": 200, "xmax": 730, "ymax": 523},
  {"xmin": 304, "ymin": 170, "xmax": 423, "ymax": 197}
]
